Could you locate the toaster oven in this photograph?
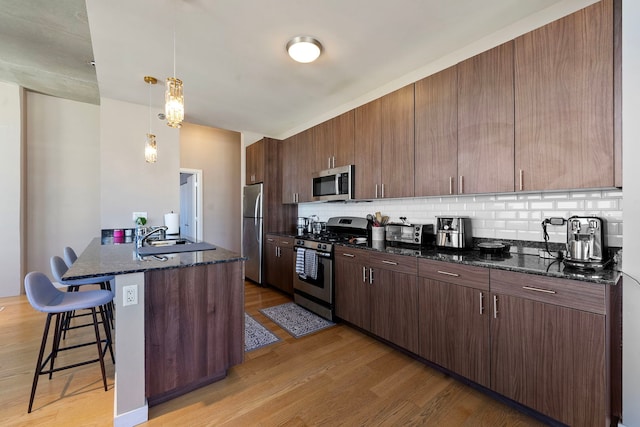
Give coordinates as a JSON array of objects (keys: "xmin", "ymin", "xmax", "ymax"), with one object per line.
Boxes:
[{"xmin": 384, "ymin": 223, "xmax": 434, "ymax": 246}]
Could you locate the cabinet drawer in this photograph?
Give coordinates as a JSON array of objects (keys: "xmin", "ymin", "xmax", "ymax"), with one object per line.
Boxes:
[
  {"xmin": 265, "ymin": 234, "xmax": 293, "ymax": 246},
  {"xmin": 335, "ymin": 246, "xmax": 369, "ymax": 263},
  {"xmin": 369, "ymin": 251, "xmax": 417, "ymax": 275},
  {"xmin": 418, "ymin": 258, "xmax": 489, "ymax": 291},
  {"xmin": 490, "ymin": 269, "xmax": 606, "ymax": 314}
]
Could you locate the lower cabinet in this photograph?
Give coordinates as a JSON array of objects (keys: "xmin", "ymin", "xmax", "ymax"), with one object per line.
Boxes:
[
  {"xmin": 335, "ymin": 246, "xmax": 419, "ymax": 354},
  {"xmin": 264, "ymin": 234, "xmax": 293, "ymax": 295},
  {"xmin": 335, "ymin": 247, "xmax": 620, "ymax": 426},
  {"xmin": 490, "ymin": 269, "xmax": 612, "ymax": 427},
  {"xmin": 417, "ymin": 259, "xmax": 490, "ymax": 387}
]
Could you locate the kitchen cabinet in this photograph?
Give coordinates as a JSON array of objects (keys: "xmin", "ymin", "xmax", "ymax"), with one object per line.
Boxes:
[
  {"xmin": 514, "ymin": 0, "xmax": 616, "ymax": 191},
  {"xmin": 414, "ymin": 66, "xmax": 459, "ymax": 196},
  {"xmin": 145, "ymin": 262, "xmax": 244, "ymax": 406},
  {"xmin": 264, "ymin": 234, "xmax": 294, "ymax": 295},
  {"xmin": 282, "ymin": 129, "xmax": 312, "ymax": 204},
  {"xmin": 417, "ymin": 259, "xmax": 490, "ymax": 387},
  {"xmin": 262, "ymin": 138, "xmax": 297, "ymax": 235},
  {"xmin": 245, "ymin": 139, "xmax": 265, "ymax": 184},
  {"xmin": 490, "ymin": 269, "xmax": 616, "ymax": 427},
  {"xmin": 334, "ymin": 246, "xmax": 418, "ymax": 353},
  {"xmin": 354, "ymin": 84, "xmax": 415, "ymax": 200},
  {"xmin": 311, "ymin": 110, "xmax": 355, "ymax": 172},
  {"xmin": 457, "ymin": 42, "xmax": 515, "ymax": 194}
]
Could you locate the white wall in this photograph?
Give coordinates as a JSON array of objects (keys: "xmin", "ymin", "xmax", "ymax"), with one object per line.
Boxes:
[
  {"xmin": 0, "ymin": 82, "xmax": 23, "ymax": 296},
  {"xmin": 622, "ymin": 0, "xmax": 640, "ymax": 425},
  {"xmin": 26, "ymin": 92, "xmax": 101, "ymax": 281},
  {"xmin": 180, "ymin": 123, "xmax": 242, "ymax": 252},
  {"xmin": 99, "ymin": 98, "xmax": 180, "ymax": 229},
  {"xmin": 299, "ymin": 189, "xmax": 623, "ymax": 247}
]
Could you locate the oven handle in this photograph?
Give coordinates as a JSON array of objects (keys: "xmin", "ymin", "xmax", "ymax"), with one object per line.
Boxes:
[{"xmin": 293, "ymin": 246, "xmax": 333, "ymax": 258}]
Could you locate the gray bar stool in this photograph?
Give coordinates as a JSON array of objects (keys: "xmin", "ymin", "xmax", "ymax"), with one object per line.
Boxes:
[
  {"xmin": 51, "ymin": 255, "xmax": 115, "ymax": 336},
  {"xmin": 25, "ymin": 271, "xmax": 114, "ymax": 413}
]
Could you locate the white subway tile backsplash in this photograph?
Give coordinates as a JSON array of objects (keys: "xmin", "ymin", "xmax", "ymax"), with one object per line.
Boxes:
[{"xmin": 298, "ymin": 189, "xmax": 623, "ymax": 246}]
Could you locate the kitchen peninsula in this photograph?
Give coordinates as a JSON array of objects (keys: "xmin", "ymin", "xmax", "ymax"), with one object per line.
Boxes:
[{"xmin": 63, "ymin": 238, "xmax": 245, "ymax": 427}]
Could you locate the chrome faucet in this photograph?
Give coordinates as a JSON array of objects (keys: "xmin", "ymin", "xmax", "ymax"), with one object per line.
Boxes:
[{"xmin": 137, "ymin": 226, "xmax": 168, "ymax": 248}]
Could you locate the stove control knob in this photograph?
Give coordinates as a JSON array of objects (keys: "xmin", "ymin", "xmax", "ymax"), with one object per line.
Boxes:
[{"xmin": 320, "ymin": 244, "xmax": 326, "ymax": 250}]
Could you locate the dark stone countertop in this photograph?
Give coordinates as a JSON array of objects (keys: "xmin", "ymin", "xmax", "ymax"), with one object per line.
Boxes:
[
  {"xmin": 274, "ymin": 232, "xmax": 620, "ymax": 285},
  {"xmin": 63, "ymin": 237, "xmax": 245, "ymax": 281}
]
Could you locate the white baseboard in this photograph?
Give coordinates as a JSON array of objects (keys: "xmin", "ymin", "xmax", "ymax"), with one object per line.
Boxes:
[{"xmin": 113, "ymin": 402, "xmax": 148, "ymax": 427}]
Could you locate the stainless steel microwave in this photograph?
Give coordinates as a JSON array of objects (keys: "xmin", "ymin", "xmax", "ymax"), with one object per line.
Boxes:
[{"xmin": 311, "ymin": 165, "xmax": 354, "ymax": 202}]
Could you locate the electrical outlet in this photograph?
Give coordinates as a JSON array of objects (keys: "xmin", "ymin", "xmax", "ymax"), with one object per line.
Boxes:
[
  {"xmin": 123, "ymin": 284, "xmax": 138, "ymax": 306},
  {"xmin": 132, "ymin": 211, "xmax": 147, "ymax": 222}
]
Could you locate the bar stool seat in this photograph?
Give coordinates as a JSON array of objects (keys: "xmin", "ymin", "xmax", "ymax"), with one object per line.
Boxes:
[
  {"xmin": 51, "ymin": 256, "xmax": 115, "ymax": 335},
  {"xmin": 25, "ymin": 271, "xmax": 114, "ymax": 413}
]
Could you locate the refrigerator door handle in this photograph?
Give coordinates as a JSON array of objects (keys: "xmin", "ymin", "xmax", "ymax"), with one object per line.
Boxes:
[{"xmin": 254, "ymin": 192, "xmax": 262, "ymax": 226}]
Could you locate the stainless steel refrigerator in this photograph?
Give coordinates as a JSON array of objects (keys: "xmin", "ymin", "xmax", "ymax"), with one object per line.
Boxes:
[{"xmin": 242, "ymin": 183, "xmax": 263, "ymax": 284}]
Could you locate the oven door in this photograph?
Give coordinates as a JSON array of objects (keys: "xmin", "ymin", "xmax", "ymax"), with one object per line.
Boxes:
[{"xmin": 292, "ymin": 248, "xmax": 333, "ymax": 304}]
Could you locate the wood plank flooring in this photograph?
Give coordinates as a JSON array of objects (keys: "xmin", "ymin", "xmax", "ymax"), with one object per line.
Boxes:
[{"xmin": 0, "ymin": 282, "xmax": 546, "ymax": 426}]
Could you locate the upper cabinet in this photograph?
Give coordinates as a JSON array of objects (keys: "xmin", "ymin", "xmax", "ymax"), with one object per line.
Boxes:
[
  {"xmin": 415, "ymin": 66, "xmax": 459, "ymax": 197},
  {"xmin": 311, "ymin": 110, "xmax": 355, "ymax": 172},
  {"xmin": 355, "ymin": 85, "xmax": 415, "ymax": 200},
  {"xmin": 282, "ymin": 128, "xmax": 313, "ymax": 204},
  {"xmin": 458, "ymin": 42, "xmax": 515, "ymax": 194},
  {"xmin": 514, "ymin": 0, "xmax": 616, "ymax": 191},
  {"xmin": 245, "ymin": 139, "xmax": 265, "ymax": 184}
]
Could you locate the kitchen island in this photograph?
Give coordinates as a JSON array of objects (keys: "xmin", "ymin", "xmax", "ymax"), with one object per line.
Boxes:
[{"xmin": 63, "ymin": 238, "xmax": 245, "ymax": 427}]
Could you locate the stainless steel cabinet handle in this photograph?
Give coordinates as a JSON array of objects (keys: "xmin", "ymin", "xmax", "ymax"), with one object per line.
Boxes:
[
  {"xmin": 522, "ymin": 286, "xmax": 556, "ymax": 294},
  {"xmin": 281, "ymin": 241, "xmax": 289, "ymax": 245},
  {"xmin": 342, "ymin": 253, "xmax": 355, "ymax": 258},
  {"xmin": 381, "ymin": 260, "xmax": 398, "ymax": 265},
  {"xmin": 328, "ymin": 157, "xmax": 331, "ymax": 169},
  {"xmin": 449, "ymin": 176, "xmax": 453, "ymax": 195},
  {"xmin": 381, "ymin": 184, "xmax": 385, "ymax": 198},
  {"xmin": 493, "ymin": 295, "xmax": 498, "ymax": 319},
  {"xmin": 459, "ymin": 176, "xmax": 464, "ymax": 194},
  {"xmin": 369, "ymin": 268, "xmax": 374, "ymax": 284},
  {"xmin": 362, "ymin": 266, "xmax": 367, "ymax": 283},
  {"xmin": 479, "ymin": 292, "xmax": 484, "ymax": 315},
  {"xmin": 375, "ymin": 184, "xmax": 379, "ymax": 198},
  {"xmin": 267, "ymin": 238, "xmax": 275, "ymax": 242},
  {"xmin": 437, "ymin": 270, "xmax": 459, "ymax": 277},
  {"xmin": 519, "ymin": 170, "xmax": 524, "ymax": 191}
]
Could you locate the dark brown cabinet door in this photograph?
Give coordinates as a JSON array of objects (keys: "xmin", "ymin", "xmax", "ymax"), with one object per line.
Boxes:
[
  {"xmin": 380, "ymin": 84, "xmax": 415, "ymax": 198},
  {"xmin": 418, "ymin": 279, "xmax": 490, "ymax": 387},
  {"xmin": 245, "ymin": 139, "xmax": 264, "ymax": 184},
  {"xmin": 514, "ymin": 0, "xmax": 614, "ymax": 191},
  {"xmin": 312, "ymin": 110, "xmax": 355, "ymax": 172},
  {"xmin": 490, "ymin": 293, "xmax": 606, "ymax": 427},
  {"xmin": 458, "ymin": 42, "xmax": 515, "ymax": 194},
  {"xmin": 370, "ymin": 268, "xmax": 419, "ymax": 354},
  {"xmin": 264, "ymin": 236, "xmax": 293, "ymax": 295},
  {"xmin": 281, "ymin": 130, "xmax": 312, "ymax": 204},
  {"xmin": 415, "ymin": 66, "xmax": 458, "ymax": 196},
  {"xmin": 354, "ymin": 98, "xmax": 382, "ymax": 200},
  {"xmin": 335, "ymin": 249, "xmax": 370, "ymax": 330}
]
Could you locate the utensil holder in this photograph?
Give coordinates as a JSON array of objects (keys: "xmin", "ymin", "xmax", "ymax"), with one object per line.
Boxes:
[{"xmin": 372, "ymin": 226, "xmax": 385, "ymax": 241}]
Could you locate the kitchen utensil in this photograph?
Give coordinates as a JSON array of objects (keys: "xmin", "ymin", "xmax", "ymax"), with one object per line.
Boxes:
[{"xmin": 477, "ymin": 241, "xmax": 510, "ymax": 254}]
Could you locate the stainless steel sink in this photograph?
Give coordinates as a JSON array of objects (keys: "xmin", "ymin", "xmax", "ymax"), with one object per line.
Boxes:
[{"xmin": 146, "ymin": 238, "xmax": 192, "ymax": 247}]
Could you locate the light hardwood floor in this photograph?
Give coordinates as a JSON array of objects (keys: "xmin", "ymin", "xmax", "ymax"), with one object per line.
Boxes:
[{"xmin": 1, "ymin": 282, "xmax": 546, "ymax": 426}]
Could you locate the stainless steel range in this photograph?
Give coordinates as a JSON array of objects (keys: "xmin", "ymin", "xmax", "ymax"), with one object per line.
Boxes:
[{"xmin": 293, "ymin": 216, "xmax": 369, "ymax": 321}]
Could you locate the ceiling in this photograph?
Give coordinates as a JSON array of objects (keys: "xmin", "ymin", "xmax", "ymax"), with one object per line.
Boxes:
[{"xmin": 1, "ymin": 0, "xmax": 594, "ymax": 139}]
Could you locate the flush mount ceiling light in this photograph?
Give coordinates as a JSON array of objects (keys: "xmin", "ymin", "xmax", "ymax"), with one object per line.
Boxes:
[
  {"xmin": 286, "ymin": 36, "xmax": 322, "ymax": 63},
  {"xmin": 144, "ymin": 76, "xmax": 158, "ymax": 163}
]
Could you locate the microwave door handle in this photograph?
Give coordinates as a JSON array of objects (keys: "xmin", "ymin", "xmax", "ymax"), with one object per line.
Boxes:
[{"xmin": 335, "ymin": 173, "xmax": 340, "ymax": 195}]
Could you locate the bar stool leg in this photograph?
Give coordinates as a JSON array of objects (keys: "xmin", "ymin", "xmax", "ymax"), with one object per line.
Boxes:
[
  {"xmin": 48, "ymin": 313, "xmax": 63, "ymax": 380},
  {"xmin": 91, "ymin": 308, "xmax": 108, "ymax": 391},
  {"xmin": 99, "ymin": 305, "xmax": 115, "ymax": 363},
  {"xmin": 28, "ymin": 313, "xmax": 53, "ymax": 413}
]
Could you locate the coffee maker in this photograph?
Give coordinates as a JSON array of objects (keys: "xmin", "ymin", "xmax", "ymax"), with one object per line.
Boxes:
[{"xmin": 563, "ymin": 216, "xmax": 609, "ymax": 270}]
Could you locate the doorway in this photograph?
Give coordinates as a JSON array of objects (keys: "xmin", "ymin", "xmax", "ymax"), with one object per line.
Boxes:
[{"xmin": 179, "ymin": 168, "xmax": 203, "ymax": 241}]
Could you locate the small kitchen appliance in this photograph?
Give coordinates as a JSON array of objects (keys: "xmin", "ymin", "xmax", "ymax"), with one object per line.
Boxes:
[
  {"xmin": 436, "ymin": 217, "xmax": 472, "ymax": 249},
  {"xmin": 563, "ymin": 216, "xmax": 609, "ymax": 270},
  {"xmin": 296, "ymin": 217, "xmax": 309, "ymax": 236},
  {"xmin": 385, "ymin": 223, "xmax": 434, "ymax": 246}
]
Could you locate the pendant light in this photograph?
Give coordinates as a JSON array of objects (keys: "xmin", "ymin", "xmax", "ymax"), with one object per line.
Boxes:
[
  {"xmin": 165, "ymin": 13, "xmax": 184, "ymax": 128},
  {"xmin": 144, "ymin": 76, "xmax": 158, "ymax": 163}
]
